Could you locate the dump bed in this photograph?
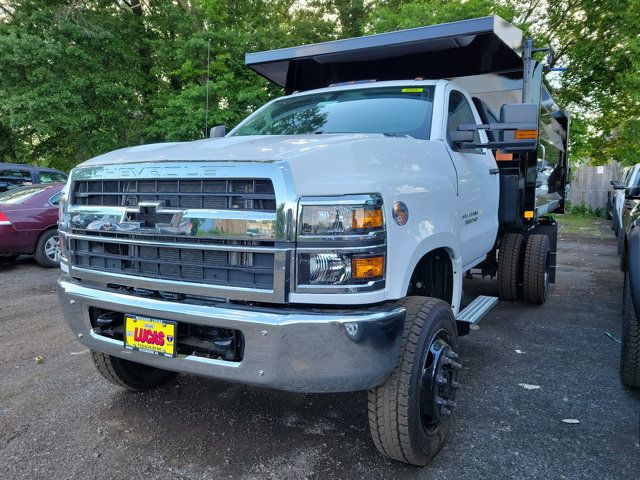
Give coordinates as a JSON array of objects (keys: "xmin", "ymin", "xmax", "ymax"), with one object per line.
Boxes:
[
  {"xmin": 246, "ymin": 16, "xmax": 523, "ymax": 93},
  {"xmin": 246, "ymin": 15, "xmax": 569, "ymax": 223}
]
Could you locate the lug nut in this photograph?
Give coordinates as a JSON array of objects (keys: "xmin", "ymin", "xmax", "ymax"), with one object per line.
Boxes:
[
  {"xmin": 451, "ymin": 380, "xmax": 460, "ymax": 390},
  {"xmin": 436, "ymin": 374, "xmax": 448, "ymax": 385},
  {"xmin": 441, "ymin": 407, "xmax": 451, "ymax": 416},
  {"xmin": 445, "ymin": 400, "xmax": 457, "ymax": 409},
  {"xmin": 445, "ymin": 350, "xmax": 459, "ymax": 360},
  {"xmin": 450, "ymin": 361, "xmax": 463, "ymax": 370},
  {"xmin": 435, "ymin": 396, "xmax": 444, "ymax": 406}
]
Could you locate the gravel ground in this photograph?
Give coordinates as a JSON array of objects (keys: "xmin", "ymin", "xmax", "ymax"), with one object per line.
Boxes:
[{"xmin": 0, "ymin": 232, "xmax": 638, "ymax": 480}]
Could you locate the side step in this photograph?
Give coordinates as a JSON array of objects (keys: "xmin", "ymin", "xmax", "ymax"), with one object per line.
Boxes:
[{"xmin": 456, "ymin": 295, "xmax": 498, "ymax": 325}]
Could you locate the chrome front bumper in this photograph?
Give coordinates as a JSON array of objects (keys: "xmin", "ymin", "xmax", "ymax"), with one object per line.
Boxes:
[{"xmin": 57, "ymin": 275, "xmax": 405, "ymax": 393}]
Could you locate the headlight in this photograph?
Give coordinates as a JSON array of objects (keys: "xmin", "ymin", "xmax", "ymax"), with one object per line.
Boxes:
[
  {"xmin": 298, "ymin": 252, "xmax": 385, "ymax": 286},
  {"xmin": 58, "ymin": 180, "xmax": 71, "ymax": 228},
  {"xmin": 57, "ymin": 178, "xmax": 72, "ymax": 263},
  {"xmin": 296, "ymin": 194, "xmax": 386, "ymax": 289},
  {"xmin": 300, "ymin": 204, "xmax": 384, "ymax": 236}
]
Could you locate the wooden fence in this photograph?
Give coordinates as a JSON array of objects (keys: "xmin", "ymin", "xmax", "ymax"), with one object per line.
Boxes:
[{"xmin": 568, "ymin": 162, "xmax": 621, "ymax": 210}]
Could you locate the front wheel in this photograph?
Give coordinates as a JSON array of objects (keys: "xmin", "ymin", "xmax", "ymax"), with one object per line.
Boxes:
[
  {"xmin": 34, "ymin": 229, "xmax": 60, "ymax": 268},
  {"xmin": 91, "ymin": 351, "xmax": 176, "ymax": 391},
  {"xmin": 368, "ymin": 297, "xmax": 460, "ymax": 465}
]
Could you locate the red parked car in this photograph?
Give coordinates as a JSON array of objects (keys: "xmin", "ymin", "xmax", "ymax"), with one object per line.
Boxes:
[{"xmin": 0, "ymin": 183, "xmax": 64, "ymax": 267}]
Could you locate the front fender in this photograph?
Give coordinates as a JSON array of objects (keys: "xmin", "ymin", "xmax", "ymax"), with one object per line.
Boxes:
[{"xmin": 400, "ymin": 233, "xmax": 462, "ymax": 314}]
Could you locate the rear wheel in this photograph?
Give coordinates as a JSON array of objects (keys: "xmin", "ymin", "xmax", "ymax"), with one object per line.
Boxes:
[
  {"xmin": 523, "ymin": 234, "xmax": 551, "ymax": 304},
  {"xmin": 34, "ymin": 229, "xmax": 59, "ymax": 268},
  {"xmin": 497, "ymin": 233, "xmax": 524, "ymax": 301},
  {"xmin": 621, "ymin": 272, "xmax": 640, "ymax": 388},
  {"xmin": 368, "ymin": 297, "xmax": 460, "ymax": 465},
  {"xmin": 91, "ymin": 351, "xmax": 176, "ymax": 391}
]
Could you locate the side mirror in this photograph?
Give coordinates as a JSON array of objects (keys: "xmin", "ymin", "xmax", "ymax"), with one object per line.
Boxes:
[
  {"xmin": 626, "ymin": 186, "xmax": 640, "ymax": 199},
  {"xmin": 455, "ymin": 103, "xmax": 539, "ymax": 152},
  {"xmin": 613, "ymin": 181, "xmax": 625, "ymax": 190},
  {"xmin": 210, "ymin": 125, "xmax": 227, "ymax": 138}
]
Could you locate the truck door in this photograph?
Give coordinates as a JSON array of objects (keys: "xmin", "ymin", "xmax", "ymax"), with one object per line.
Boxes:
[{"xmin": 443, "ymin": 87, "xmax": 499, "ymax": 268}]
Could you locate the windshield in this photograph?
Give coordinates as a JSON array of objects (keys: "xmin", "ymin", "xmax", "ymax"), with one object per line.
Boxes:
[
  {"xmin": 232, "ymin": 86, "xmax": 435, "ymax": 139},
  {"xmin": 0, "ymin": 186, "xmax": 46, "ymax": 205}
]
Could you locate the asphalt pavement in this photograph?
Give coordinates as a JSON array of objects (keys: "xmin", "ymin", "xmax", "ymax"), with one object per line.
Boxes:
[{"xmin": 0, "ymin": 232, "xmax": 638, "ymax": 479}]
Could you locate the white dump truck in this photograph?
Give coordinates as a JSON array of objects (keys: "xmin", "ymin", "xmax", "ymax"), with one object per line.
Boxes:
[{"xmin": 57, "ymin": 16, "xmax": 569, "ymax": 465}]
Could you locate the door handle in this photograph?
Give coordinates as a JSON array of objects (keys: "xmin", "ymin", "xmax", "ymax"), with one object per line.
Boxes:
[{"xmin": 489, "ymin": 168, "xmax": 500, "ymax": 175}]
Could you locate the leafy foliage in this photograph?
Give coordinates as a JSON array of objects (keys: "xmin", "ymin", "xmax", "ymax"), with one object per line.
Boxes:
[{"xmin": 0, "ymin": 0, "xmax": 638, "ymax": 171}]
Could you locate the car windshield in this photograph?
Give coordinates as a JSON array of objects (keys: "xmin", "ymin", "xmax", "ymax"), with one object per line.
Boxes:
[
  {"xmin": 0, "ymin": 186, "xmax": 47, "ymax": 205},
  {"xmin": 232, "ymin": 86, "xmax": 435, "ymax": 139}
]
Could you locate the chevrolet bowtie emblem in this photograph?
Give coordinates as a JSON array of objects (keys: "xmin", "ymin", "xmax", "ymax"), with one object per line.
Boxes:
[{"xmin": 125, "ymin": 201, "xmax": 182, "ymax": 228}]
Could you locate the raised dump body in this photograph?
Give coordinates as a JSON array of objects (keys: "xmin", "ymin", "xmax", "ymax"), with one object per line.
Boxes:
[{"xmin": 246, "ymin": 15, "xmax": 569, "ymax": 225}]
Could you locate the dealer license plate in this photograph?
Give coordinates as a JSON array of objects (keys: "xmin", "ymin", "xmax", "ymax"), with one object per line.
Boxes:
[{"xmin": 124, "ymin": 315, "xmax": 176, "ymax": 357}]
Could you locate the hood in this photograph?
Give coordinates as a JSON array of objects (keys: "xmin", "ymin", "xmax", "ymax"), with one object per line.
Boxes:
[
  {"xmin": 80, "ymin": 134, "xmax": 402, "ymax": 166},
  {"xmin": 76, "ymin": 133, "xmax": 448, "ymax": 199}
]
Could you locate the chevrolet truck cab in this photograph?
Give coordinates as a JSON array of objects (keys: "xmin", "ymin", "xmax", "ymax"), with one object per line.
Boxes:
[{"xmin": 57, "ymin": 16, "xmax": 569, "ymax": 466}]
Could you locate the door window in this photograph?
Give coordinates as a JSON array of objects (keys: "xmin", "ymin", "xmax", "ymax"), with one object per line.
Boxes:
[
  {"xmin": 447, "ymin": 91, "xmax": 482, "ymax": 153},
  {"xmin": 39, "ymin": 171, "xmax": 67, "ymax": 183},
  {"xmin": 0, "ymin": 169, "xmax": 33, "ymax": 191},
  {"xmin": 49, "ymin": 192, "xmax": 63, "ymax": 205}
]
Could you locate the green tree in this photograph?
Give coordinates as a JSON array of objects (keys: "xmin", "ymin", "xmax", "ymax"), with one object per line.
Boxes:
[
  {"xmin": 1, "ymin": 0, "xmax": 638, "ymax": 169},
  {"xmin": 0, "ymin": 0, "xmax": 147, "ymax": 170}
]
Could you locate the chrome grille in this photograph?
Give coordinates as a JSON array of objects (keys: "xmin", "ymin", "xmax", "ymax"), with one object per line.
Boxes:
[
  {"xmin": 72, "ymin": 178, "xmax": 276, "ymax": 211},
  {"xmin": 65, "ymin": 171, "xmax": 288, "ymax": 303}
]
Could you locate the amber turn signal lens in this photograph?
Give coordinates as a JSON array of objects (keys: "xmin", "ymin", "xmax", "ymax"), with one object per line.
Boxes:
[
  {"xmin": 495, "ymin": 152, "xmax": 513, "ymax": 161},
  {"xmin": 515, "ymin": 129, "xmax": 538, "ymax": 140},
  {"xmin": 351, "ymin": 208, "xmax": 383, "ymax": 230},
  {"xmin": 352, "ymin": 256, "xmax": 384, "ymax": 279}
]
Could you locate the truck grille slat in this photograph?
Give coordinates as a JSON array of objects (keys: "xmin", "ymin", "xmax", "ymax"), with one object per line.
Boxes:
[
  {"xmin": 72, "ymin": 179, "xmax": 276, "ymax": 211},
  {"xmin": 70, "ymin": 239, "xmax": 275, "ymax": 289}
]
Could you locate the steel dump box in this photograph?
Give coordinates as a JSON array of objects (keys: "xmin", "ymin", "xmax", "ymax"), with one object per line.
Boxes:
[{"xmin": 246, "ymin": 15, "xmax": 569, "ymax": 223}]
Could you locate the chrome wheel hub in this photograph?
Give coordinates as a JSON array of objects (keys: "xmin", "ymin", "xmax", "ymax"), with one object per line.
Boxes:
[{"xmin": 45, "ymin": 235, "xmax": 60, "ymax": 262}]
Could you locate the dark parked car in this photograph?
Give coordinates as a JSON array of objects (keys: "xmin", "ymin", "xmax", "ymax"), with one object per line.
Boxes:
[
  {"xmin": 0, "ymin": 183, "xmax": 64, "ymax": 267},
  {"xmin": 618, "ymin": 184, "xmax": 640, "ymax": 388},
  {"xmin": 619, "ymin": 184, "xmax": 640, "ymax": 269},
  {"xmin": 0, "ymin": 163, "xmax": 67, "ymax": 192}
]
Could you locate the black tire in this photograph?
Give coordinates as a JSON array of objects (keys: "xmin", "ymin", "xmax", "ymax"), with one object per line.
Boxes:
[
  {"xmin": 497, "ymin": 233, "xmax": 524, "ymax": 301},
  {"xmin": 368, "ymin": 297, "xmax": 460, "ymax": 466},
  {"xmin": 523, "ymin": 234, "xmax": 551, "ymax": 304},
  {"xmin": 34, "ymin": 229, "xmax": 60, "ymax": 268},
  {"xmin": 620, "ymin": 234, "xmax": 627, "ymax": 271},
  {"xmin": 91, "ymin": 351, "xmax": 176, "ymax": 391},
  {"xmin": 621, "ymin": 272, "xmax": 640, "ymax": 388}
]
